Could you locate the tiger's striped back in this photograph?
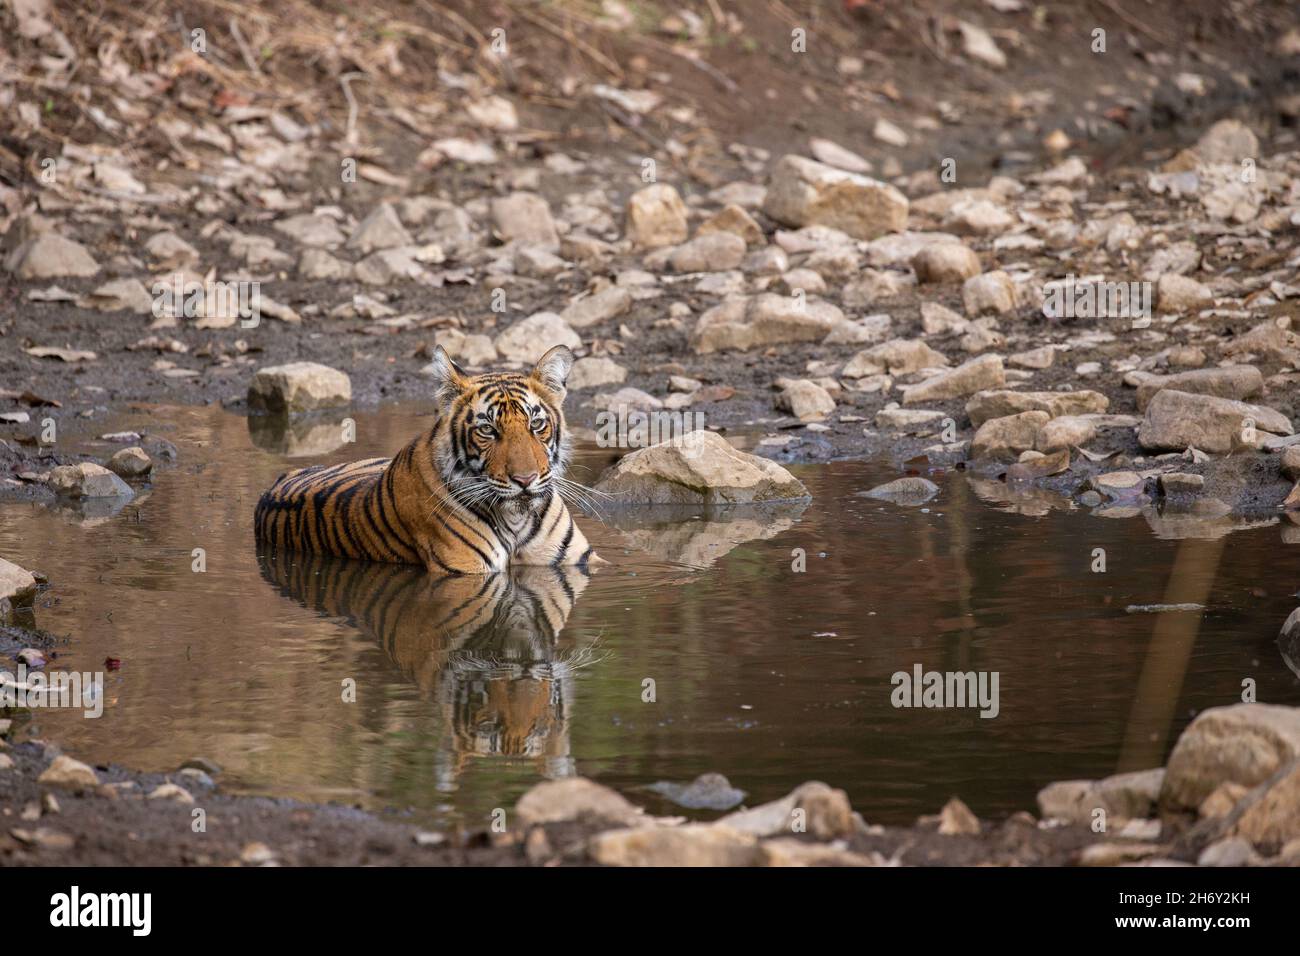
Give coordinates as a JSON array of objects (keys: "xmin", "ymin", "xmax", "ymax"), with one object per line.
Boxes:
[{"xmin": 253, "ymin": 345, "xmax": 598, "ymax": 575}]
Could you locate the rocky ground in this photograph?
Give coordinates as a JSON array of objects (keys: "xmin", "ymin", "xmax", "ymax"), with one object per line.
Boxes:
[
  {"xmin": 4, "ymin": 0, "xmax": 1300, "ymax": 864},
  {"xmin": 3, "ymin": 701, "xmax": 1300, "ymax": 866}
]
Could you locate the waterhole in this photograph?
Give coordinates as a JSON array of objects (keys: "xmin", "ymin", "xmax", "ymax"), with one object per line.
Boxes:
[{"xmin": 2, "ymin": 402, "xmax": 1298, "ymax": 828}]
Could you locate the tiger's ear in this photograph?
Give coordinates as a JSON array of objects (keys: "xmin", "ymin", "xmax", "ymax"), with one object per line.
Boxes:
[
  {"xmin": 426, "ymin": 345, "xmax": 468, "ymax": 410},
  {"xmin": 531, "ymin": 345, "xmax": 574, "ymax": 403}
]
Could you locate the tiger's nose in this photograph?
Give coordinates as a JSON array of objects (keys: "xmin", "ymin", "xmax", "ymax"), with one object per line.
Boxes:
[{"xmin": 511, "ymin": 472, "xmax": 539, "ymax": 489}]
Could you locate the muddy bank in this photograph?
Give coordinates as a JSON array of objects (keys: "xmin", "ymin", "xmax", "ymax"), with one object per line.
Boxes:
[{"xmin": 5, "ymin": 701, "xmax": 1300, "ymax": 866}]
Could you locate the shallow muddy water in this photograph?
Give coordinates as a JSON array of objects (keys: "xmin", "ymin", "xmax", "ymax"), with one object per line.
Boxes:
[{"xmin": 2, "ymin": 403, "xmax": 1299, "ymax": 828}]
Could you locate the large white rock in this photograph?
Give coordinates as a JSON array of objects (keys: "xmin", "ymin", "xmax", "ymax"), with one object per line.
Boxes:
[
  {"xmin": 249, "ymin": 362, "xmax": 352, "ymax": 414},
  {"xmin": 626, "ymin": 184, "xmax": 689, "ymax": 249},
  {"xmin": 762, "ymin": 155, "xmax": 908, "ymax": 240},
  {"xmin": 0, "ymin": 556, "xmax": 38, "ymax": 622},
  {"xmin": 596, "ymin": 430, "xmax": 810, "ymax": 505},
  {"xmin": 1138, "ymin": 390, "xmax": 1292, "ymax": 453},
  {"xmin": 47, "ymin": 463, "xmax": 134, "ymax": 499},
  {"xmin": 490, "ymin": 192, "xmax": 559, "ymax": 249},
  {"xmin": 493, "ymin": 312, "xmax": 581, "ymax": 363},
  {"xmin": 690, "ymin": 294, "xmax": 845, "ymax": 354},
  {"xmin": 901, "ymin": 354, "xmax": 1005, "ymax": 405},
  {"xmin": 1161, "ymin": 704, "xmax": 1300, "ymax": 811},
  {"xmin": 5, "ymin": 234, "xmax": 100, "ymax": 278}
]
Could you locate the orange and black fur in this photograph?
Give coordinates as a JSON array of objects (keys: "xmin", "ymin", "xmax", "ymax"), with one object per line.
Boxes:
[{"xmin": 254, "ymin": 345, "xmax": 598, "ymax": 574}]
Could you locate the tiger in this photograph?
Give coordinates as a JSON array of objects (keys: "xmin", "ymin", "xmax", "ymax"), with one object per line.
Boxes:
[
  {"xmin": 257, "ymin": 546, "xmax": 591, "ymax": 784},
  {"xmin": 254, "ymin": 345, "xmax": 599, "ymax": 575}
]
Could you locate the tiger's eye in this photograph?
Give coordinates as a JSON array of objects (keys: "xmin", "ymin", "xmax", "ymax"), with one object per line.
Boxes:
[
  {"xmin": 531, "ymin": 417, "xmax": 547, "ymax": 433},
  {"xmin": 476, "ymin": 424, "xmax": 495, "ymax": 439}
]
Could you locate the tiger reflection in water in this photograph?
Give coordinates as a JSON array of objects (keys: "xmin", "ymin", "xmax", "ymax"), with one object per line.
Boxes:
[{"xmin": 257, "ymin": 548, "xmax": 595, "ymax": 788}]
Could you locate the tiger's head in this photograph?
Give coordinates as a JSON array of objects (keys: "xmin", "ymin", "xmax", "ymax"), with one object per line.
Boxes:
[{"xmin": 427, "ymin": 344, "xmax": 574, "ymax": 511}]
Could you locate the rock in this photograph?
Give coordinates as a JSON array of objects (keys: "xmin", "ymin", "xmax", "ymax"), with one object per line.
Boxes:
[
  {"xmin": 147, "ymin": 783, "xmax": 195, "ymax": 804},
  {"xmin": 937, "ymin": 796, "xmax": 981, "ymax": 835},
  {"xmin": 871, "ymin": 117, "xmax": 908, "ymax": 147},
  {"xmin": 275, "ymin": 213, "xmax": 346, "ymax": 248},
  {"xmin": 430, "ymin": 330, "xmax": 497, "ymax": 368},
  {"xmin": 958, "ymin": 20, "xmax": 1006, "ymax": 68},
  {"xmin": 690, "ymin": 294, "xmax": 845, "ymax": 354},
  {"xmin": 669, "ymin": 232, "xmax": 746, "ymax": 272},
  {"xmin": 144, "ymin": 231, "xmax": 199, "ymax": 268},
  {"xmin": 912, "ymin": 242, "xmax": 981, "ymax": 282},
  {"xmin": 106, "ymin": 447, "xmax": 152, "ymax": 479},
  {"xmin": 466, "ymin": 95, "xmax": 518, "ymax": 131},
  {"xmin": 862, "ymin": 338, "xmax": 948, "ymax": 375},
  {"xmin": 1161, "ymin": 703, "xmax": 1300, "ymax": 811},
  {"xmin": 1138, "ymin": 390, "xmax": 1292, "ymax": 454},
  {"xmin": 248, "ymin": 362, "xmax": 352, "ymax": 414},
  {"xmin": 80, "ymin": 278, "xmax": 152, "ymax": 314},
  {"xmin": 717, "ymin": 781, "xmax": 856, "ymax": 839},
  {"xmin": 1036, "ymin": 768, "xmax": 1164, "ymax": 824},
  {"xmin": 760, "ymin": 839, "xmax": 880, "ymax": 867},
  {"xmin": 876, "ymin": 407, "xmax": 945, "ymax": 432},
  {"xmin": 809, "ymin": 137, "xmax": 872, "ymax": 173},
  {"xmin": 944, "ymin": 199, "xmax": 1014, "ymax": 236},
  {"xmin": 972, "ymin": 411, "xmax": 1050, "ymax": 460},
  {"xmin": 37, "ymin": 756, "xmax": 99, "ymax": 791},
  {"xmin": 842, "ymin": 269, "xmax": 915, "ymax": 307},
  {"xmin": 5, "ymin": 234, "xmax": 100, "ymax": 278},
  {"xmin": 1198, "ymin": 781, "xmax": 1248, "ymax": 819},
  {"xmin": 920, "ymin": 301, "xmax": 971, "ymax": 336},
  {"xmin": 1193, "ymin": 119, "xmax": 1259, "ymax": 165},
  {"xmin": 298, "ymin": 248, "xmax": 352, "ymax": 280},
  {"xmin": 1229, "ymin": 758, "xmax": 1300, "ymax": 847},
  {"xmin": 825, "ymin": 314, "xmax": 893, "ymax": 346},
  {"xmin": 1035, "ymin": 415, "xmax": 1098, "ymax": 452},
  {"xmin": 1156, "ymin": 274, "xmax": 1212, "ymax": 313},
  {"xmin": 490, "ymin": 192, "xmax": 558, "ymax": 249},
  {"xmin": 589, "ymin": 387, "xmax": 663, "ymax": 413},
  {"xmin": 1009, "ymin": 345, "xmax": 1056, "ymax": 370},
  {"xmin": 626, "ymin": 184, "xmax": 689, "ymax": 248},
  {"xmin": 240, "ymin": 842, "xmax": 277, "ymax": 865},
  {"xmin": 354, "ymin": 247, "xmax": 431, "ymax": 285},
  {"xmin": 773, "ymin": 268, "xmax": 827, "ymax": 296},
  {"xmin": 1159, "ymin": 472, "xmax": 1204, "ymax": 495},
  {"xmin": 647, "ymin": 773, "xmax": 747, "ymax": 810},
  {"xmin": 696, "ymin": 204, "xmax": 764, "ymax": 245},
  {"xmin": 775, "ymin": 379, "xmax": 836, "ymax": 422},
  {"xmin": 0, "ymin": 557, "xmax": 38, "ymax": 621},
  {"xmin": 902, "ymin": 354, "xmax": 1005, "ymax": 404},
  {"xmin": 1197, "ymin": 837, "xmax": 1259, "ymax": 867},
  {"xmin": 966, "ymin": 389, "xmax": 1109, "ymax": 426},
  {"xmin": 595, "ymin": 430, "xmax": 810, "ymax": 505},
  {"xmin": 588, "ymin": 824, "xmax": 760, "ymax": 867},
  {"xmin": 762, "ymin": 155, "xmax": 909, "ymax": 240},
  {"xmin": 513, "ymin": 246, "xmax": 566, "ymax": 278},
  {"xmin": 563, "ymin": 357, "xmax": 624, "ymax": 391},
  {"xmin": 47, "ymin": 463, "xmax": 133, "ymax": 499},
  {"xmin": 1135, "ymin": 366, "xmax": 1263, "ymax": 411},
  {"xmin": 347, "ymin": 203, "xmax": 413, "ymax": 254},
  {"xmin": 1283, "ymin": 445, "xmax": 1300, "ymax": 481},
  {"xmin": 493, "ymin": 312, "xmax": 582, "ymax": 363},
  {"xmin": 1078, "ymin": 843, "xmax": 1164, "ymax": 866},
  {"xmin": 962, "ymin": 271, "xmax": 1017, "ymax": 315},
  {"xmin": 743, "ymin": 246, "xmax": 788, "ymax": 276},
  {"xmin": 1091, "ymin": 471, "xmax": 1145, "ymax": 499},
  {"xmin": 515, "ymin": 778, "xmax": 647, "ymax": 827},
  {"xmin": 860, "ymin": 476, "xmax": 939, "ymax": 505}
]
